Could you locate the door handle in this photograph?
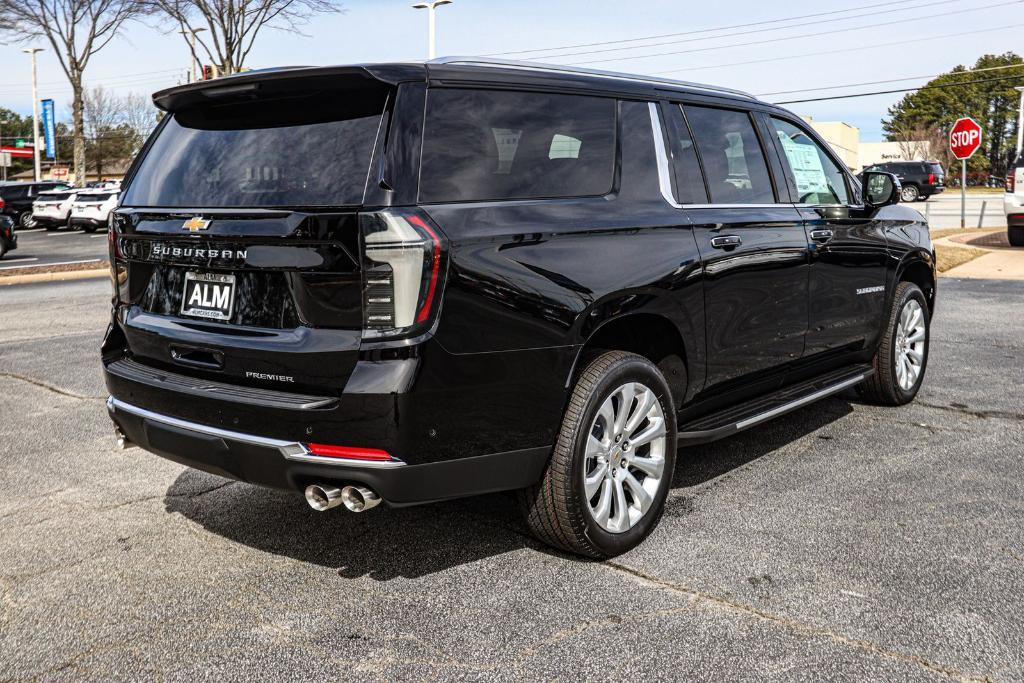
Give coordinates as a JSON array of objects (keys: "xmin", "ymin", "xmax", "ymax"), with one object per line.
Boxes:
[
  {"xmin": 809, "ymin": 229, "xmax": 834, "ymax": 243},
  {"xmin": 710, "ymin": 235, "xmax": 742, "ymax": 249}
]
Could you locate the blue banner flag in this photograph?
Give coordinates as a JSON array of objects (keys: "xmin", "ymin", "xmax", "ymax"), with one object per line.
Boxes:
[{"xmin": 41, "ymin": 99, "xmax": 55, "ymax": 159}]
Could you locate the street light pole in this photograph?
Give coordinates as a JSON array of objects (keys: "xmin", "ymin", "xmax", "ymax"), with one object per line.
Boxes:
[
  {"xmin": 22, "ymin": 48, "xmax": 44, "ymax": 182},
  {"xmin": 412, "ymin": 1, "xmax": 453, "ymax": 60},
  {"xmin": 178, "ymin": 28, "xmax": 207, "ymax": 82}
]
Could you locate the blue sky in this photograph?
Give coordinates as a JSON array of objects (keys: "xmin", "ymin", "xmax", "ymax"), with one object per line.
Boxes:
[{"xmin": 1, "ymin": 0, "xmax": 1021, "ymax": 141}]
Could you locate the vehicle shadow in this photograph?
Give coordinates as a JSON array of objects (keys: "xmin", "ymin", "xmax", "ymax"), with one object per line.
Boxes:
[{"xmin": 164, "ymin": 393, "xmax": 857, "ymax": 580}]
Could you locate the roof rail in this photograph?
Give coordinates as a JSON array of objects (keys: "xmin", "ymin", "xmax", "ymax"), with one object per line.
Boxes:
[{"xmin": 428, "ymin": 56, "xmax": 757, "ymax": 100}]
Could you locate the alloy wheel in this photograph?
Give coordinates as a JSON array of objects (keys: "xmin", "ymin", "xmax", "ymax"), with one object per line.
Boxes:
[
  {"xmin": 583, "ymin": 382, "xmax": 667, "ymax": 534},
  {"xmin": 895, "ymin": 299, "xmax": 926, "ymax": 391},
  {"xmin": 900, "ymin": 185, "xmax": 918, "ymax": 202}
]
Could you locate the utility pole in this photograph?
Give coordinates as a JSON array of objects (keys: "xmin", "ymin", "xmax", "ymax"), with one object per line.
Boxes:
[
  {"xmin": 1015, "ymin": 86, "xmax": 1024, "ymax": 159},
  {"xmin": 412, "ymin": 1, "xmax": 453, "ymax": 59},
  {"xmin": 178, "ymin": 28, "xmax": 207, "ymax": 82},
  {"xmin": 23, "ymin": 48, "xmax": 44, "ymax": 182}
]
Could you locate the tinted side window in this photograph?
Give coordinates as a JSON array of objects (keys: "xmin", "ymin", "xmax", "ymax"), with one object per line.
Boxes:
[
  {"xmin": 663, "ymin": 104, "xmax": 708, "ymax": 204},
  {"xmin": 769, "ymin": 117, "xmax": 849, "ymax": 205},
  {"xmin": 4, "ymin": 186, "xmax": 27, "ymax": 200},
  {"xmin": 420, "ymin": 89, "xmax": 616, "ymax": 203},
  {"xmin": 684, "ymin": 106, "xmax": 774, "ymax": 204}
]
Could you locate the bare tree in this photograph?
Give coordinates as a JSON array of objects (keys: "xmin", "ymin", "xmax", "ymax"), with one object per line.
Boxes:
[
  {"xmin": 147, "ymin": 0, "xmax": 343, "ymax": 76},
  {"xmin": 120, "ymin": 91, "xmax": 160, "ymax": 141},
  {"xmin": 82, "ymin": 86, "xmax": 159, "ymax": 179},
  {"xmin": 0, "ymin": 0, "xmax": 148, "ymax": 185}
]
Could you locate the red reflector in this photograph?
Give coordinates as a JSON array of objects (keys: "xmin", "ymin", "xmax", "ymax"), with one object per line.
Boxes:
[
  {"xmin": 306, "ymin": 443, "xmax": 394, "ymax": 461},
  {"xmin": 408, "ymin": 214, "xmax": 442, "ymax": 324}
]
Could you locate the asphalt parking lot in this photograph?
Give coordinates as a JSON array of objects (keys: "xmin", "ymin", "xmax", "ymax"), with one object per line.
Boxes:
[
  {"xmin": 0, "ymin": 227, "xmax": 109, "ymax": 271},
  {"xmin": 1, "ymin": 277, "xmax": 1022, "ymax": 681}
]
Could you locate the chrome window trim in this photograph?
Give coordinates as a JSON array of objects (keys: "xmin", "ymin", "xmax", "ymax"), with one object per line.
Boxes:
[
  {"xmin": 648, "ymin": 102, "xmax": 684, "ymax": 209},
  {"xmin": 106, "ymin": 396, "xmax": 406, "ymax": 468}
]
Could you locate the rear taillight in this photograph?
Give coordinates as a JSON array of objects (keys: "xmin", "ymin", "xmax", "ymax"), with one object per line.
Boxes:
[
  {"xmin": 928, "ymin": 173, "xmax": 936, "ymax": 185},
  {"xmin": 0, "ymin": 198, "xmax": 5, "ymax": 211},
  {"xmin": 108, "ymin": 212, "xmax": 127, "ymax": 301},
  {"xmin": 360, "ymin": 209, "xmax": 448, "ymax": 339},
  {"xmin": 1008, "ymin": 174, "xmax": 1016, "ymax": 193}
]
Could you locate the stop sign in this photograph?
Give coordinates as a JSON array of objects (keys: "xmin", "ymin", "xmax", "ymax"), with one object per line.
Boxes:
[{"xmin": 949, "ymin": 117, "xmax": 983, "ymax": 160}]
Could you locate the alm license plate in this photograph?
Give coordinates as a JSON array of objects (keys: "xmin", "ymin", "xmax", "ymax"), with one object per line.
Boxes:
[{"xmin": 181, "ymin": 272, "xmax": 236, "ymax": 321}]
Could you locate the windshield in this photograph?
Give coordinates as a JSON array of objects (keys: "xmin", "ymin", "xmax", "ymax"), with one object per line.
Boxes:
[{"xmin": 121, "ymin": 88, "xmax": 387, "ymax": 208}]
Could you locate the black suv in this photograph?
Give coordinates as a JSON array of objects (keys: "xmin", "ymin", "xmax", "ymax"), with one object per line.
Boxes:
[
  {"xmin": 863, "ymin": 161, "xmax": 945, "ymax": 202},
  {"xmin": 0, "ymin": 215, "xmax": 15, "ymax": 259},
  {"xmin": 0, "ymin": 181, "xmax": 72, "ymax": 228},
  {"xmin": 103, "ymin": 60, "xmax": 936, "ymax": 558}
]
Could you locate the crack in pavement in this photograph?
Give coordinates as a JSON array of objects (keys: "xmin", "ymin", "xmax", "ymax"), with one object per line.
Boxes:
[
  {"xmin": 0, "ymin": 372, "xmax": 104, "ymax": 401},
  {"xmin": 600, "ymin": 561, "xmax": 992, "ymax": 682},
  {"xmin": 917, "ymin": 401, "xmax": 1024, "ymax": 422},
  {"xmin": 0, "ymin": 481, "xmax": 236, "ymax": 531}
]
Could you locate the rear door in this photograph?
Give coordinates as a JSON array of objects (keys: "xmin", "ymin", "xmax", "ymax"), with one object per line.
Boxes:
[
  {"xmin": 111, "ymin": 77, "xmax": 391, "ymax": 393},
  {"xmin": 764, "ymin": 114, "xmax": 889, "ymax": 358},
  {"xmin": 673, "ymin": 103, "xmax": 809, "ymax": 394}
]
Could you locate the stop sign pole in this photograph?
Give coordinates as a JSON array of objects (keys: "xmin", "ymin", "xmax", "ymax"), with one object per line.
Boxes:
[{"xmin": 949, "ymin": 117, "xmax": 983, "ymax": 228}]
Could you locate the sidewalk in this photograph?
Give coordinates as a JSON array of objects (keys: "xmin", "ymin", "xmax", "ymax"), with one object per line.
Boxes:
[{"xmin": 936, "ymin": 229, "xmax": 1024, "ymax": 280}]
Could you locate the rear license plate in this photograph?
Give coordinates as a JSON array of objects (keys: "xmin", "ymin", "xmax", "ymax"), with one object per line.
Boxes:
[{"xmin": 181, "ymin": 272, "xmax": 235, "ymax": 321}]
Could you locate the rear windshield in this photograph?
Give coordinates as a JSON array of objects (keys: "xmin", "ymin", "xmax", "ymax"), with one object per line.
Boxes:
[
  {"xmin": 38, "ymin": 191, "xmax": 76, "ymax": 200},
  {"xmin": 927, "ymin": 163, "xmax": 945, "ymax": 175},
  {"xmin": 79, "ymin": 192, "xmax": 115, "ymax": 202},
  {"xmin": 121, "ymin": 89, "xmax": 387, "ymax": 208}
]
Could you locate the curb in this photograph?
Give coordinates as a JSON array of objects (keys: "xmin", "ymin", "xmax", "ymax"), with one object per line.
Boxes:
[{"xmin": 0, "ymin": 268, "xmax": 109, "ymax": 286}]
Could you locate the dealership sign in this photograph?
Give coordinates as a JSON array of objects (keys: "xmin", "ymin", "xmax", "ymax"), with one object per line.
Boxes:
[{"xmin": 949, "ymin": 117, "xmax": 983, "ymax": 160}]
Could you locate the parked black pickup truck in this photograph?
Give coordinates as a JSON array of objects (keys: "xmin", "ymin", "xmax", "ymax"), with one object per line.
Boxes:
[{"xmin": 103, "ymin": 59, "xmax": 936, "ymax": 558}]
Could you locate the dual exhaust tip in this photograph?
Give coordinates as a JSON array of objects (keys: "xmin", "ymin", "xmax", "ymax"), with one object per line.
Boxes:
[{"xmin": 304, "ymin": 484, "xmax": 381, "ymax": 513}]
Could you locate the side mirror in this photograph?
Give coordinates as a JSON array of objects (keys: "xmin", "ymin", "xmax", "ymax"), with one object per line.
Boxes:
[{"xmin": 863, "ymin": 171, "xmax": 901, "ymax": 208}]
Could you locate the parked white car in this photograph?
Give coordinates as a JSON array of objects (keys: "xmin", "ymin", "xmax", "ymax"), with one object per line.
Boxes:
[
  {"xmin": 32, "ymin": 188, "xmax": 80, "ymax": 230},
  {"xmin": 1005, "ymin": 156, "xmax": 1023, "ymax": 246},
  {"xmin": 69, "ymin": 189, "xmax": 119, "ymax": 232}
]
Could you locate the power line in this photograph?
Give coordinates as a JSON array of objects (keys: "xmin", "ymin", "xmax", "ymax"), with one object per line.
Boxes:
[
  {"xmin": 0, "ymin": 68, "xmax": 183, "ymax": 95},
  {"xmin": 481, "ymin": 0, "xmax": 920, "ymax": 57},
  {"xmin": 512, "ymin": 0, "xmax": 962, "ymax": 61},
  {"xmin": 653, "ymin": 23, "xmax": 1024, "ymax": 75},
  {"xmin": 757, "ymin": 62, "xmax": 1024, "ymax": 97},
  {"xmin": 565, "ymin": 0, "xmax": 1022, "ymax": 65},
  {"xmin": 773, "ymin": 74, "xmax": 1024, "ymax": 104}
]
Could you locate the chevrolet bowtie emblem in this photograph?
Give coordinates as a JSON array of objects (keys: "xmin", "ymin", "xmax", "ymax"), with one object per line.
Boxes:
[{"xmin": 182, "ymin": 216, "xmax": 211, "ymax": 232}]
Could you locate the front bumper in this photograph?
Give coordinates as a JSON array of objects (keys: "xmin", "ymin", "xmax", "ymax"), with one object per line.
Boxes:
[{"xmin": 107, "ymin": 396, "xmax": 550, "ymax": 506}]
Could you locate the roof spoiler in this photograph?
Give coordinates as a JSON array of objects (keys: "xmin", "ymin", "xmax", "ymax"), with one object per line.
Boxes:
[{"xmin": 152, "ymin": 64, "xmax": 424, "ymax": 112}]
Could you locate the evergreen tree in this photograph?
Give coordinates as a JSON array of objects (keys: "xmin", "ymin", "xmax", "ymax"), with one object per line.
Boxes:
[{"xmin": 883, "ymin": 53, "xmax": 1023, "ymax": 180}]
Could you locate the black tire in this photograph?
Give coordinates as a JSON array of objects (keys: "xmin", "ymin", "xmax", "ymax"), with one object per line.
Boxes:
[
  {"xmin": 0, "ymin": 242, "xmax": 6, "ymax": 259},
  {"xmin": 900, "ymin": 184, "xmax": 920, "ymax": 203},
  {"xmin": 520, "ymin": 351, "xmax": 677, "ymax": 558},
  {"xmin": 1009, "ymin": 226, "xmax": 1024, "ymax": 247},
  {"xmin": 858, "ymin": 282, "xmax": 930, "ymax": 406},
  {"xmin": 18, "ymin": 211, "xmax": 36, "ymax": 229}
]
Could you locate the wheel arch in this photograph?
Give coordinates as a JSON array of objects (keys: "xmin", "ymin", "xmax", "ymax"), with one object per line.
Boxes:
[
  {"xmin": 895, "ymin": 252, "xmax": 937, "ymax": 313},
  {"xmin": 567, "ymin": 310, "xmax": 693, "ymax": 409}
]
